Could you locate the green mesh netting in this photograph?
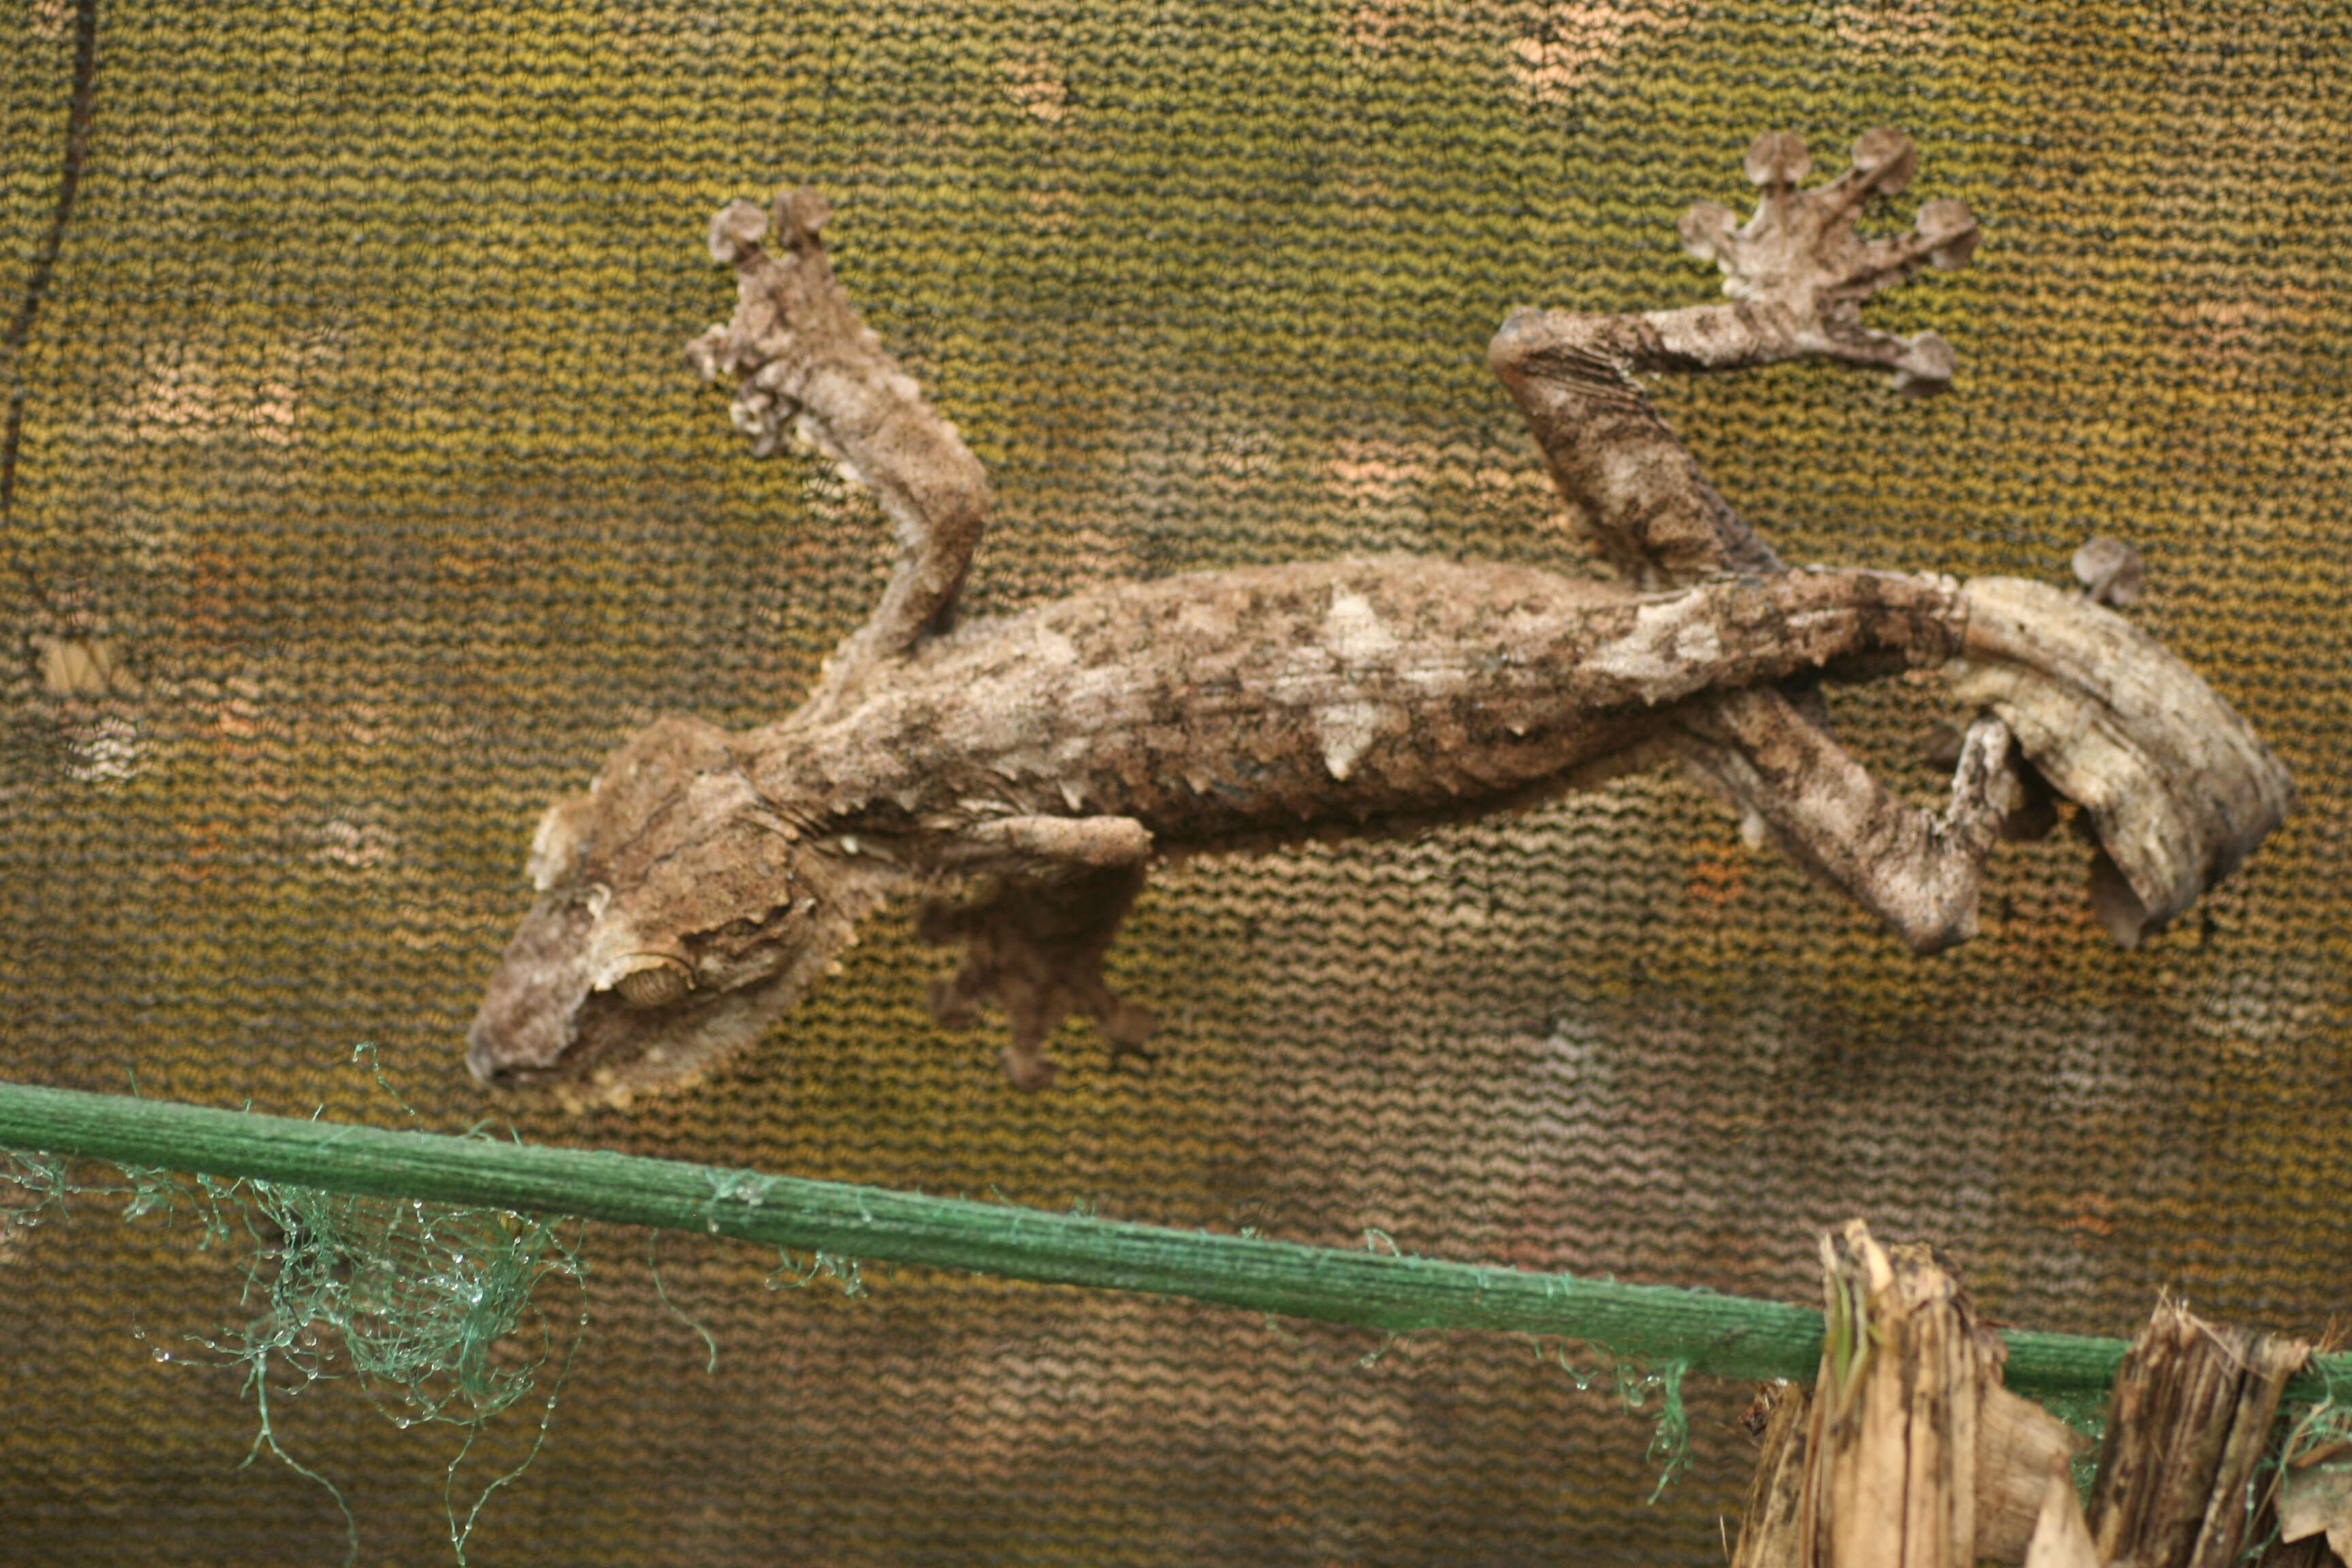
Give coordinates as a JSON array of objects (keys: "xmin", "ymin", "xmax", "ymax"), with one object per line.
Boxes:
[{"xmin": 5, "ymin": 1, "xmax": 2349, "ymax": 1563}]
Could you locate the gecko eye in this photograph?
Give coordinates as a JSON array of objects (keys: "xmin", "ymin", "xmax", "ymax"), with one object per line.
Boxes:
[{"xmin": 615, "ymin": 959, "xmax": 692, "ymax": 1009}]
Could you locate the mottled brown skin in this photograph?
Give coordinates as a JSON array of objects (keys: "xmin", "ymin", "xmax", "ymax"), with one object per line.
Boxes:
[
  {"xmin": 466, "ymin": 129, "xmax": 2292, "ymax": 1102},
  {"xmin": 470, "ymin": 557, "xmax": 1980, "ymax": 1094},
  {"xmin": 757, "ymin": 560, "xmax": 1974, "ymax": 846}
]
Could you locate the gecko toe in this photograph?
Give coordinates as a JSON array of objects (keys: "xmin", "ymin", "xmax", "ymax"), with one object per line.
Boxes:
[
  {"xmin": 1694, "ymin": 127, "xmax": 1978, "ymax": 382},
  {"xmin": 916, "ymin": 866, "xmax": 1151, "ymax": 1088}
]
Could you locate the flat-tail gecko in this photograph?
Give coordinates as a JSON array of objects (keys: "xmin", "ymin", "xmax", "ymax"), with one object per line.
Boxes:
[{"xmin": 465, "ymin": 130, "xmax": 2291, "ymax": 1103}]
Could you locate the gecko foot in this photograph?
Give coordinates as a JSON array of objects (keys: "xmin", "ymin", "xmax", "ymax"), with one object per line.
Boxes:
[
  {"xmin": 1678, "ymin": 127, "xmax": 1979, "ymax": 391},
  {"xmin": 915, "ymin": 865, "xmax": 1158, "ymax": 1090}
]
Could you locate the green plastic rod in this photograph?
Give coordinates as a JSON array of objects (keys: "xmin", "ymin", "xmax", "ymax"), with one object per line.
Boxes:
[{"xmin": 0, "ymin": 1080, "xmax": 2336, "ymax": 1403}]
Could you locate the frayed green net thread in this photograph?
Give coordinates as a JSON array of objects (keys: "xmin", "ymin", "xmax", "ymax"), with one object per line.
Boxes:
[
  {"xmin": 0, "ymin": 1049, "xmax": 909, "ymax": 1563},
  {"xmin": 1, "ymin": 1145, "xmax": 1700, "ymax": 1561},
  {"xmin": 0, "ymin": 1051, "xmax": 610, "ymax": 1567},
  {"xmin": 0, "ymin": 1143, "xmax": 587, "ymax": 1566},
  {"xmin": 0, "ymin": 1055, "xmax": 1711, "ymax": 1561},
  {"xmin": 2234, "ymin": 1367, "xmax": 2352, "ymax": 1564},
  {"xmin": 214, "ymin": 1179, "xmax": 587, "ymax": 1565}
]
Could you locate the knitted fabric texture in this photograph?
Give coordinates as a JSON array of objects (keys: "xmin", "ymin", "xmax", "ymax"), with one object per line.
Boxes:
[{"xmin": 2, "ymin": 3, "xmax": 2345, "ymax": 1563}]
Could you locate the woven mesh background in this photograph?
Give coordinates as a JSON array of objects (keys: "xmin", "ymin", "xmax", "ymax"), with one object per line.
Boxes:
[{"xmin": 4, "ymin": 1, "xmax": 2348, "ymax": 1562}]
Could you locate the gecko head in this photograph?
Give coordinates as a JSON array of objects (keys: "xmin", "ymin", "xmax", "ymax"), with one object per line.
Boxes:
[{"xmin": 464, "ymin": 716, "xmax": 884, "ymax": 1102}]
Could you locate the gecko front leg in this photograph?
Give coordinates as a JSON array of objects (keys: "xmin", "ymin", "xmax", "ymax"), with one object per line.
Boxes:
[
  {"xmin": 688, "ymin": 189, "xmax": 990, "ymax": 720},
  {"xmin": 915, "ymin": 817, "xmax": 1158, "ymax": 1090}
]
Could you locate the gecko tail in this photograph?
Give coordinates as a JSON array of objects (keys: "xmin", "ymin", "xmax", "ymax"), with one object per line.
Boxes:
[{"xmin": 1954, "ymin": 576, "xmax": 2294, "ymax": 943}]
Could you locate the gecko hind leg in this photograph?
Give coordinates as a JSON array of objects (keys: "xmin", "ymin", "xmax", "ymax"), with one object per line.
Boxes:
[
  {"xmin": 916, "ymin": 864, "xmax": 1158, "ymax": 1090},
  {"xmin": 1678, "ymin": 700, "xmax": 2024, "ymax": 953}
]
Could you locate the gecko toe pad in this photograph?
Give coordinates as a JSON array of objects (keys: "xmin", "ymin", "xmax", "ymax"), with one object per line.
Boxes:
[{"xmin": 1678, "ymin": 128, "xmax": 1979, "ymax": 389}]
